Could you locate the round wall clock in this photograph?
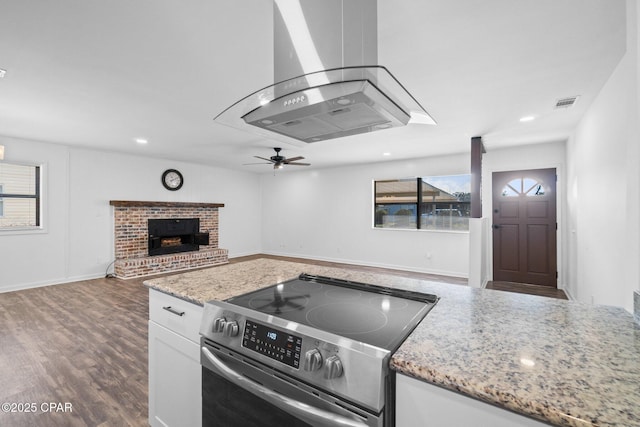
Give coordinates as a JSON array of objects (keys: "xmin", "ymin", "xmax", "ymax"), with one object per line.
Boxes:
[{"xmin": 161, "ymin": 169, "xmax": 184, "ymax": 191}]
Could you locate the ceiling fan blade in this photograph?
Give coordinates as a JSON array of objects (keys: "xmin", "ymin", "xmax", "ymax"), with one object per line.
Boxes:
[
  {"xmin": 284, "ymin": 156, "xmax": 305, "ymax": 163},
  {"xmin": 254, "ymin": 156, "xmax": 275, "ymax": 162},
  {"xmin": 243, "ymin": 162, "xmax": 272, "ymax": 165},
  {"xmin": 287, "ymin": 162, "xmax": 311, "ymax": 166}
]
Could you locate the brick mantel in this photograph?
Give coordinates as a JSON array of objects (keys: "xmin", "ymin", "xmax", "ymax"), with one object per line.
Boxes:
[{"xmin": 110, "ymin": 200, "xmax": 228, "ymax": 278}]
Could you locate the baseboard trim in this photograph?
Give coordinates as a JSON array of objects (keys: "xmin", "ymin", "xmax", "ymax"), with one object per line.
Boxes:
[
  {"xmin": 562, "ymin": 286, "xmax": 576, "ymax": 301},
  {"xmin": 0, "ymin": 272, "xmax": 106, "ymax": 294}
]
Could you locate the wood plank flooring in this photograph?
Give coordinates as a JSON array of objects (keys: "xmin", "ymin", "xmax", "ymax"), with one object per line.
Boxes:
[
  {"xmin": 0, "ymin": 277, "xmax": 149, "ymax": 427},
  {"xmin": 485, "ymin": 280, "xmax": 568, "ymax": 300},
  {"xmin": 0, "ymin": 255, "xmax": 564, "ymax": 427}
]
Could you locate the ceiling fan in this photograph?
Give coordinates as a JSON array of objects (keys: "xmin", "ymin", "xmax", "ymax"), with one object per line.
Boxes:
[{"xmin": 245, "ymin": 147, "xmax": 310, "ymax": 170}]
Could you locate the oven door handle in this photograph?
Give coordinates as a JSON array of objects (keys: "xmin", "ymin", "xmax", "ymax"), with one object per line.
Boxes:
[{"xmin": 201, "ymin": 346, "xmax": 368, "ymax": 427}]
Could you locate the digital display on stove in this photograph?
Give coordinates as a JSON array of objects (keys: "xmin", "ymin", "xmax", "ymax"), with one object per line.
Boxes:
[{"xmin": 242, "ymin": 320, "xmax": 302, "ymax": 369}]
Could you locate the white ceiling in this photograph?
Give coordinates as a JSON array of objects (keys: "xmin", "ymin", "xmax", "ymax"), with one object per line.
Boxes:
[{"xmin": 0, "ymin": 0, "xmax": 627, "ymax": 171}]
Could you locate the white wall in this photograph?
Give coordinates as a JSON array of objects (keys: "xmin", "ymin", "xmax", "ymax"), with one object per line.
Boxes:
[
  {"xmin": 468, "ymin": 217, "xmax": 489, "ymax": 288},
  {"xmin": 566, "ymin": 0, "xmax": 640, "ymax": 312},
  {"xmin": 0, "ymin": 136, "xmax": 262, "ymax": 292},
  {"xmin": 0, "ymin": 137, "xmax": 70, "ymax": 289},
  {"xmin": 259, "ymin": 143, "xmax": 568, "ymax": 280},
  {"xmin": 260, "ymin": 154, "xmax": 471, "ymax": 277}
]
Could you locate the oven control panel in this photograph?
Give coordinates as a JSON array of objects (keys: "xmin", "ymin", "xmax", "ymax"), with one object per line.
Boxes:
[{"xmin": 242, "ymin": 319, "xmax": 303, "ymax": 369}]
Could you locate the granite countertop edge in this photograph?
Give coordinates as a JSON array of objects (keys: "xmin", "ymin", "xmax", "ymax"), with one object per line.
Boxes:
[{"xmin": 144, "ymin": 283, "xmax": 206, "ymax": 306}]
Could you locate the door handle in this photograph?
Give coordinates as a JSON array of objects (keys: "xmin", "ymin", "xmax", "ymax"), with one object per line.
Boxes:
[{"xmin": 492, "ymin": 224, "xmax": 500, "ymax": 229}]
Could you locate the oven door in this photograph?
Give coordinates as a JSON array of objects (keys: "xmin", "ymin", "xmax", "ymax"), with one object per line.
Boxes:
[{"xmin": 201, "ymin": 341, "xmax": 380, "ymax": 427}]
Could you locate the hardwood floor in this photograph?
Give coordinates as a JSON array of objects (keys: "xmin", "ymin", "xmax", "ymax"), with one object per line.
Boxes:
[
  {"xmin": 0, "ymin": 277, "xmax": 150, "ymax": 427},
  {"xmin": 0, "ymin": 256, "xmax": 563, "ymax": 427},
  {"xmin": 485, "ymin": 280, "xmax": 568, "ymax": 300}
]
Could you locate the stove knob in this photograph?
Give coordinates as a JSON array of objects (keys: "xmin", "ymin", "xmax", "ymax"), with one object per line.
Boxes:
[
  {"xmin": 303, "ymin": 349, "xmax": 323, "ymax": 372},
  {"xmin": 324, "ymin": 355, "xmax": 343, "ymax": 379},
  {"xmin": 223, "ymin": 320, "xmax": 239, "ymax": 337},
  {"xmin": 212, "ymin": 317, "xmax": 226, "ymax": 333}
]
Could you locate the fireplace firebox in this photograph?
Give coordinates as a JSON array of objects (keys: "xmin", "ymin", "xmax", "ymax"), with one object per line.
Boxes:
[{"xmin": 148, "ymin": 218, "xmax": 209, "ymax": 256}]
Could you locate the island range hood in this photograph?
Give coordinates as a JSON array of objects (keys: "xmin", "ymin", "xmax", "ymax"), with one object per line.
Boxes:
[{"xmin": 214, "ymin": 0, "xmax": 435, "ymax": 144}]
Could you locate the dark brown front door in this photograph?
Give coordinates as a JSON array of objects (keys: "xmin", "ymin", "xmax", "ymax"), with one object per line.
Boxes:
[{"xmin": 492, "ymin": 168, "xmax": 557, "ymax": 287}]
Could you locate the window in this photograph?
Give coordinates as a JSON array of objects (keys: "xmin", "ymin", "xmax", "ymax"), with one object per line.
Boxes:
[
  {"xmin": 0, "ymin": 162, "xmax": 41, "ymax": 230},
  {"xmin": 374, "ymin": 175, "xmax": 471, "ymax": 231},
  {"xmin": 501, "ymin": 177, "xmax": 546, "ymax": 197}
]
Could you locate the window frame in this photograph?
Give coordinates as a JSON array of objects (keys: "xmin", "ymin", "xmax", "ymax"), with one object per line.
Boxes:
[
  {"xmin": 373, "ymin": 175, "xmax": 471, "ymax": 233},
  {"xmin": 0, "ymin": 161, "xmax": 44, "ymax": 233}
]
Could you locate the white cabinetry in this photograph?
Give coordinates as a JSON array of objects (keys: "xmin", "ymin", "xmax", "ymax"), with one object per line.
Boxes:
[
  {"xmin": 148, "ymin": 289, "xmax": 203, "ymax": 427},
  {"xmin": 396, "ymin": 373, "xmax": 551, "ymax": 427}
]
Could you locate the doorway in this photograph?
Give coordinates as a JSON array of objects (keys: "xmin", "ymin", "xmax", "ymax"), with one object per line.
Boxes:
[{"xmin": 492, "ymin": 168, "xmax": 557, "ymax": 287}]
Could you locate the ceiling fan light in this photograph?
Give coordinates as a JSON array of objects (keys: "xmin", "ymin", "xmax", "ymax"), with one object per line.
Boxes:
[{"xmin": 250, "ymin": 147, "xmax": 309, "ymax": 170}]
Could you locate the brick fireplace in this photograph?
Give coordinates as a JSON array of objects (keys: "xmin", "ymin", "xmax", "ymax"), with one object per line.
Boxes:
[{"xmin": 110, "ymin": 200, "xmax": 229, "ymax": 278}]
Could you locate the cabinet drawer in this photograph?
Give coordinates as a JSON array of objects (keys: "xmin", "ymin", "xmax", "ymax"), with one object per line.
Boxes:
[{"xmin": 149, "ymin": 289, "xmax": 203, "ymax": 343}]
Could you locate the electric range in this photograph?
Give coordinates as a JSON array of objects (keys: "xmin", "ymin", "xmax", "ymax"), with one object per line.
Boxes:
[{"xmin": 200, "ymin": 273, "xmax": 438, "ymax": 427}]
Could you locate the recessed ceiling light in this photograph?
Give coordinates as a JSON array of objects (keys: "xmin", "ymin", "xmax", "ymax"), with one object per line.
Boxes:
[
  {"xmin": 519, "ymin": 116, "xmax": 535, "ymax": 122},
  {"xmin": 135, "ymin": 138, "xmax": 148, "ymax": 144},
  {"xmin": 0, "ymin": 69, "xmax": 6, "ymax": 79},
  {"xmin": 383, "ymin": 152, "xmax": 391, "ymax": 156}
]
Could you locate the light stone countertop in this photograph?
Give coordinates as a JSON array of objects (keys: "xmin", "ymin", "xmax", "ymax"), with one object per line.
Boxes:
[{"xmin": 144, "ymin": 258, "xmax": 640, "ymax": 427}]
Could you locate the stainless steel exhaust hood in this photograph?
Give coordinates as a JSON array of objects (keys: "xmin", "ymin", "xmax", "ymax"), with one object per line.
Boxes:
[{"xmin": 214, "ymin": 0, "xmax": 435, "ymax": 144}]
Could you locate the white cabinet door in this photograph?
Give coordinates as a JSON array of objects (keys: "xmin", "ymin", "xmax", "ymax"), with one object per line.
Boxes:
[
  {"xmin": 148, "ymin": 320, "xmax": 202, "ymax": 427},
  {"xmin": 396, "ymin": 374, "xmax": 550, "ymax": 427}
]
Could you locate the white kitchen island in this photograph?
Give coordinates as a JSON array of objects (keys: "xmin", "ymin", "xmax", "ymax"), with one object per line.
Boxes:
[
  {"xmin": 144, "ymin": 257, "xmax": 640, "ymax": 427},
  {"xmin": 396, "ymin": 373, "xmax": 549, "ymax": 427}
]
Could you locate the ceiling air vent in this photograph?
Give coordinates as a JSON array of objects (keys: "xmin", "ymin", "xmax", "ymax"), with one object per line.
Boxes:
[{"xmin": 554, "ymin": 96, "xmax": 579, "ymax": 109}]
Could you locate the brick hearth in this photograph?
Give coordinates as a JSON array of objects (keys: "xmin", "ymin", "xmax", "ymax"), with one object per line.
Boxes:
[{"xmin": 110, "ymin": 200, "xmax": 229, "ymax": 278}]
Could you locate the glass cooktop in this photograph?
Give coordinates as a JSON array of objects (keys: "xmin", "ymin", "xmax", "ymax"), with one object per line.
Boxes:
[{"xmin": 225, "ymin": 274, "xmax": 438, "ymax": 351}]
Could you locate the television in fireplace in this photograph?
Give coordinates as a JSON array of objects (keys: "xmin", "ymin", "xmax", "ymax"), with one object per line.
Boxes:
[{"xmin": 148, "ymin": 218, "xmax": 209, "ymax": 256}]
